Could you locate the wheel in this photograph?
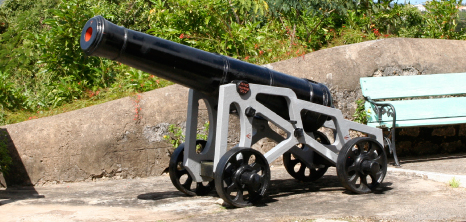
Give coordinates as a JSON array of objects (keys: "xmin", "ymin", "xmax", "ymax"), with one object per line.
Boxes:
[
  {"xmin": 169, "ymin": 140, "xmax": 214, "ymax": 196},
  {"xmin": 336, "ymin": 137, "xmax": 387, "ymax": 194},
  {"xmin": 215, "ymin": 147, "xmax": 271, "ymax": 207},
  {"xmin": 283, "ymin": 131, "xmax": 331, "ymax": 182}
]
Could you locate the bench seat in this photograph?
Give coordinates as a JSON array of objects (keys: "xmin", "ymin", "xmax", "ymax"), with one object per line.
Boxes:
[{"xmin": 366, "ymin": 97, "xmax": 466, "ymax": 128}]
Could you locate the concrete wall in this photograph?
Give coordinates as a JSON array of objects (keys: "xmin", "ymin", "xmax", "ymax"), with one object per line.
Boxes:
[
  {"xmin": 1, "ymin": 86, "xmax": 191, "ymax": 186},
  {"xmin": 2, "ymin": 38, "xmax": 466, "ymax": 187}
]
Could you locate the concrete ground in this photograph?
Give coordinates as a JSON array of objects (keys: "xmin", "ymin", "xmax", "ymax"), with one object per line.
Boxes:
[{"xmin": 1, "ymin": 153, "xmax": 466, "ymax": 222}]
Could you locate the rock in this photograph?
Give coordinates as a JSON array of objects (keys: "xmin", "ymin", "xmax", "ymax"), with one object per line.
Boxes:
[
  {"xmin": 459, "ymin": 124, "xmax": 466, "ymax": 136},
  {"xmin": 432, "ymin": 127, "xmax": 456, "ymax": 137},
  {"xmin": 441, "ymin": 140, "xmax": 463, "ymax": 153},
  {"xmin": 400, "ymin": 128, "xmax": 420, "ymax": 137}
]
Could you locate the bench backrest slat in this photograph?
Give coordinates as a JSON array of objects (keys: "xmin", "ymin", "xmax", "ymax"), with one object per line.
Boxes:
[
  {"xmin": 365, "ymin": 97, "xmax": 466, "ymax": 123},
  {"xmin": 360, "ymin": 73, "xmax": 466, "ymax": 99}
]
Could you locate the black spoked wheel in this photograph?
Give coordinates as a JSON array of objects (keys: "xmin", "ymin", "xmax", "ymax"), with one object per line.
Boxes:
[
  {"xmin": 336, "ymin": 137, "xmax": 387, "ymax": 194},
  {"xmin": 169, "ymin": 140, "xmax": 214, "ymax": 196},
  {"xmin": 215, "ymin": 147, "xmax": 270, "ymax": 207},
  {"xmin": 283, "ymin": 131, "xmax": 331, "ymax": 182}
]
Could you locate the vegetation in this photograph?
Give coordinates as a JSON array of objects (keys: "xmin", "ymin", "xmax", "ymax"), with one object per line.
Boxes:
[
  {"xmin": 1, "ymin": 0, "xmax": 466, "ymax": 126},
  {"xmin": 163, "ymin": 124, "xmax": 186, "ymax": 149},
  {"xmin": 164, "ymin": 122, "xmax": 210, "ymax": 151},
  {"xmin": 449, "ymin": 176, "xmax": 461, "ymax": 188},
  {"xmin": 353, "ymin": 99, "xmax": 369, "ymax": 124}
]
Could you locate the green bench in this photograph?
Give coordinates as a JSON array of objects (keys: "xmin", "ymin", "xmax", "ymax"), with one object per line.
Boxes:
[{"xmin": 360, "ymin": 73, "xmax": 466, "ymax": 166}]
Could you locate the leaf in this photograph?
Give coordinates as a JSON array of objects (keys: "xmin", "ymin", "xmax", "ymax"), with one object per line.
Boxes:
[
  {"xmin": 42, "ymin": 19, "xmax": 57, "ymax": 26},
  {"xmin": 205, "ymin": 16, "xmax": 211, "ymax": 26}
]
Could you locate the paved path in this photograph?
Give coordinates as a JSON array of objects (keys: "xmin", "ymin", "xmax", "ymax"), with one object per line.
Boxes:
[
  {"xmin": 389, "ymin": 153, "xmax": 466, "ymax": 188},
  {"xmin": 1, "ymin": 154, "xmax": 466, "ymax": 222}
]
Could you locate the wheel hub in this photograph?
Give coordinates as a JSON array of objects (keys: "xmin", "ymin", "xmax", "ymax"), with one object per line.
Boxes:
[
  {"xmin": 234, "ymin": 165, "xmax": 262, "ymax": 190},
  {"xmin": 240, "ymin": 170, "xmax": 262, "ymax": 190},
  {"xmin": 361, "ymin": 159, "xmax": 380, "ymax": 175},
  {"xmin": 355, "ymin": 155, "xmax": 380, "ymax": 176}
]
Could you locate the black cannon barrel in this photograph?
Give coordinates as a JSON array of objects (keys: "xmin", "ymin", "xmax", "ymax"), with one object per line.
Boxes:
[{"xmin": 80, "ymin": 16, "xmax": 333, "ymax": 132}]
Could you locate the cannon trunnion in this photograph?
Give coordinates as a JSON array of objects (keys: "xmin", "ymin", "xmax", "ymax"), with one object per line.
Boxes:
[{"xmin": 81, "ymin": 16, "xmax": 388, "ymax": 207}]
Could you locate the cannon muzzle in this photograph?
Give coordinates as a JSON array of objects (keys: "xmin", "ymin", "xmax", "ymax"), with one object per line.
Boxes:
[{"xmin": 80, "ymin": 16, "xmax": 333, "ymax": 132}]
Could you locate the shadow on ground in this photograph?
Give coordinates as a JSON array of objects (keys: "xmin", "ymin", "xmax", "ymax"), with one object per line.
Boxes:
[
  {"xmin": 0, "ymin": 187, "xmax": 45, "ymax": 206},
  {"xmin": 137, "ymin": 190, "xmax": 192, "ymax": 201},
  {"xmin": 263, "ymin": 175, "xmax": 393, "ymax": 206},
  {"xmin": 137, "ymin": 174, "xmax": 394, "ymax": 207},
  {"xmin": 0, "ymin": 128, "xmax": 44, "ymax": 206}
]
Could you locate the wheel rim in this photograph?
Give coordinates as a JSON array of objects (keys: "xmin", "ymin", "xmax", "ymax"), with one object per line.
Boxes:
[
  {"xmin": 169, "ymin": 140, "xmax": 214, "ymax": 196},
  {"xmin": 283, "ymin": 131, "xmax": 330, "ymax": 182},
  {"xmin": 215, "ymin": 147, "xmax": 270, "ymax": 207},
  {"xmin": 336, "ymin": 137, "xmax": 387, "ymax": 194}
]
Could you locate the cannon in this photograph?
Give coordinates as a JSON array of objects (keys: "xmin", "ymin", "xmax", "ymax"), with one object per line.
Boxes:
[{"xmin": 81, "ymin": 16, "xmax": 388, "ymax": 207}]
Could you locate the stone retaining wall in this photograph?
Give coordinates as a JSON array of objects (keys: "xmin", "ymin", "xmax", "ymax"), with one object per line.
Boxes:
[
  {"xmin": 396, "ymin": 125, "xmax": 466, "ymax": 156},
  {"xmin": 2, "ymin": 38, "xmax": 466, "ymax": 187}
]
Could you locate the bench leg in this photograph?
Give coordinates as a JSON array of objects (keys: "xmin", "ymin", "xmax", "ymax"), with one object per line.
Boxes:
[
  {"xmin": 390, "ymin": 138, "xmax": 400, "ymax": 166},
  {"xmin": 387, "ymin": 127, "xmax": 400, "ymax": 166}
]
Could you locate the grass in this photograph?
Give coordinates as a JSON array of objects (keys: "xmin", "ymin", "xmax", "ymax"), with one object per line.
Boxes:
[
  {"xmin": 449, "ymin": 177, "xmax": 461, "ymax": 188},
  {"xmin": 0, "ymin": 88, "xmax": 144, "ymax": 126}
]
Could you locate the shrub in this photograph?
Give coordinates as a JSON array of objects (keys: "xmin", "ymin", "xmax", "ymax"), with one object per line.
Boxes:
[
  {"xmin": 1, "ymin": 0, "xmax": 466, "ymax": 125},
  {"xmin": 353, "ymin": 99, "xmax": 369, "ymax": 124}
]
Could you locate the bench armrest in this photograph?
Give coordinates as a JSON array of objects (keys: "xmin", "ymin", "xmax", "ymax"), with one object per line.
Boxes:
[
  {"xmin": 365, "ymin": 97, "xmax": 400, "ymax": 166},
  {"xmin": 366, "ymin": 97, "xmax": 397, "ymax": 127}
]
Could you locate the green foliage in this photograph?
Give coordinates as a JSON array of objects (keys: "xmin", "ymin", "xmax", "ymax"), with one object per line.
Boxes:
[
  {"xmin": 376, "ymin": 3, "xmax": 426, "ymax": 38},
  {"xmin": 36, "ymin": 0, "xmax": 107, "ymax": 108},
  {"xmin": 2, "ymin": 0, "xmax": 466, "ymax": 126},
  {"xmin": 423, "ymin": 0, "xmax": 464, "ymax": 39},
  {"xmin": 353, "ymin": 99, "xmax": 369, "ymax": 124},
  {"xmin": 266, "ymin": 0, "xmax": 346, "ymax": 16},
  {"xmin": 0, "ymin": 0, "xmax": 58, "ymax": 111},
  {"xmin": 164, "ymin": 124, "xmax": 185, "ymax": 148},
  {"xmin": 148, "ymin": 0, "xmax": 265, "ymax": 61},
  {"xmin": 0, "ymin": 0, "xmax": 172, "ymax": 122},
  {"xmin": 116, "ymin": 67, "xmax": 171, "ymax": 93},
  {"xmin": 146, "ymin": 0, "xmax": 338, "ymax": 64},
  {"xmin": 0, "ymin": 71, "xmax": 24, "ymax": 111},
  {"xmin": 333, "ymin": 0, "xmax": 466, "ymax": 44},
  {"xmin": 449, "ymin": 177, "xmax": 461, "ymax": 188},
  {"xmin": 164, "ymin": 122, "xmax": 210, "ymax": 151},
  {"xmin": 197, "ymin": 122, "xmax": 210, "ymax": 141}
]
